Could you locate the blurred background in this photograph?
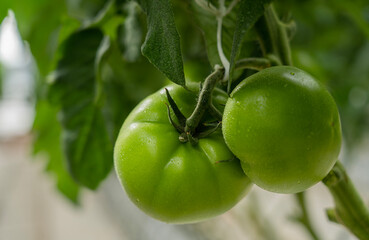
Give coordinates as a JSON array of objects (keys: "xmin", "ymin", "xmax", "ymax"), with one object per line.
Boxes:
[{"xmin": 0, "ymin": 0, "xmax": 368, "ymax": 239}]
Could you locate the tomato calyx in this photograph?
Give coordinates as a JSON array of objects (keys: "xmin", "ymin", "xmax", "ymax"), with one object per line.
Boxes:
[
  {"xmin": 165, "ymin": 88, "xmax": 186, "ymax": 127},
  {"xmin": 163, "ymin": 65, "xmax": 227, "ymax": 144},
  {"xmin": 165, "ymin": 88, "xmax": 222, "ymax": 145}
]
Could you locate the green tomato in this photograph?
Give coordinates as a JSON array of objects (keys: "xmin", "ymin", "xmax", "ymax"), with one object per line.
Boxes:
[
  {"xmin": 114, "ymin": 84, "xmax": 251, "ymax": 224},
  {"xmin": 222, "ymin": 66, "xmax": 342, "ymax": 194}
]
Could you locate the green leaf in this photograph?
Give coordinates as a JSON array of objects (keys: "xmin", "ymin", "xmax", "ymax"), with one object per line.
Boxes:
[
  {"xmin": 48, "ymin": 28, "xmax": 113, "ymax": 190},
  {"xmin": 136, "ymin": 0, "xmax": 185, "ymax": 86},
  {"xmin": 100, "ymin": 41, "xmax": 167, "ymax": 140},
  {"xmin": 229, "ymin": 0, "xmax": 272, "ymax": 90},
  {"xmin": 191, "ymin": 2, "xmax": 238, "ymax": 68},
  {"xmin": 33, "ymin": 101, "xmax": 80, "ymax": 203}
]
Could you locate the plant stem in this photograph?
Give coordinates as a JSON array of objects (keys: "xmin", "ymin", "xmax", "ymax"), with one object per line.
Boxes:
[
  {"xmin": 194, "ymin": 0, "xmax": 218, "ymax": 15},
  {"xmin": 185, "ymin": 66, "xmax": 224, "ymax": 134},
  {"xmin": 216, "ymin": 0, "xmax": 230, "ymax": 81},
  {"xmin": 209, "ymin": 104, "xmax": 223, "ymax": 121},
  {"xmin": 323, "ymin": 161, "xmax": 369, "ymax": 240},
  {"xmin": 224, "ymin": 0, "xmax": 239, "ymax": 16},
  {"xmin": 295, "ymin": 192, "xmax": 320, "ymax": 240},
  {"xmin": 255, "ymin": 4, "xmax": 292, "ymax": 66},
  {"xmin": 216, "ymin": 15, "xmax": 229, "ymax": 77},
  {"xmin": 235, "ymin": 57, "xmax": 271, "ymax": 71}
]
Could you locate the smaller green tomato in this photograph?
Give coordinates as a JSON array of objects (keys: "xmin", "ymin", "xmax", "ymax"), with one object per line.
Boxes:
[
  {"xmin": 222, "ymin": 66, "xmax": 342, "ymax": 194},
  {"xmin": 114, "ymin": 84, "xmax": 252, "ymax": 224}
]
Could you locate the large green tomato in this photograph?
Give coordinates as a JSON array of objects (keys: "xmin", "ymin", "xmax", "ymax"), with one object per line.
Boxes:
[
  {"xmin": 114, "ymin": 84, "xmax": 251, "ymax": 224},
  {"xmin": 222, "ymin": 66, "xmax": 342, "ymax": 194}
]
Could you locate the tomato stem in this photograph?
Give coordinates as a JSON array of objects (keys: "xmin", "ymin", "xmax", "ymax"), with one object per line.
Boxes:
[
  {"xmin": 235, "ymin": 57, "xmax": 272, "ymax": 71},
  {"xmin": 185, "ymin": 66, "xmax": 224, "ymax": 135},
  {"xmin": 255, "ymin": 4, "xmax": 292, "ymax": 66},
  {"xmin": 197, "ymin": 122, "xmax": 221, "ymax": 139},
  {"xmin": 323, "ymin": 161, "xmax": 369, "ymax": 239},
  {"xmin": 294, "ymin": 192, "xmax": 320, "ymax": 240},
  {"xmin": 209, "ymin": 104, "xmax": 223, "ymax": 121}
]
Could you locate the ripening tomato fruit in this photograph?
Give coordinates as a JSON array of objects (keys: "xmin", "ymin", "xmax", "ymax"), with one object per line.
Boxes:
[
  {"xmin": 114, "ymin": 84, "xmax": 252, "ymax": 223},
  {"xmin": 222, "ymin": 66, "xmax": 342, "ymax": 194}
]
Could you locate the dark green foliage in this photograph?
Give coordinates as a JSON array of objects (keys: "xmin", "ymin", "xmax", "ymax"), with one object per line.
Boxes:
[
  {"xmin": 135, "ymin": 0, "xmax": 185, "ymax": 86},
  {"xmin": 48, "ymin": 28, "xmax": 113, "ymax": 189},
  {"xmin": 118, "ymin": 2, "xmax": 142, "ymax": 62}
]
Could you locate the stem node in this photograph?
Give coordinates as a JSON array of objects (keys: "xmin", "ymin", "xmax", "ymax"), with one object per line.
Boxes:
[{"xmin": 323, "ymin": 161, "xmax": 369, "ymax": 239}]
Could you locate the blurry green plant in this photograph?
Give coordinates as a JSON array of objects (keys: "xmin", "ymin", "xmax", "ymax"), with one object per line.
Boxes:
[
  {"xmin": 0, "ymin": 64, "xmax": 2, "ymax": 98},
  {"xmin": 1, "ymin": 0, "xmax": 368, "ymax": 239}
]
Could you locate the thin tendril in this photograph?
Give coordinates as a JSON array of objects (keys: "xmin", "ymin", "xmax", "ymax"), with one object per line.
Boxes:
[
  {"xmin": 224, "ymin": 0, "xmax": 239, "ymax": 16},
  {"xmin": 216, "ymin": 12, "xmax": 230, "ymax": 81},
  {"xmin": 194, "ymin": 0, "xmax": 218, "ymax": 15}
]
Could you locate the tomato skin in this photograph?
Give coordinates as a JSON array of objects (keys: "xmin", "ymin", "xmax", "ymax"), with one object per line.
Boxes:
[
  {"xmin": 222, "ymin": 66, "xmax": 342, "ymax": 194},
  {"xmin": 114, "ymin": 84, "xmax": 251, "ymax": 224}
]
